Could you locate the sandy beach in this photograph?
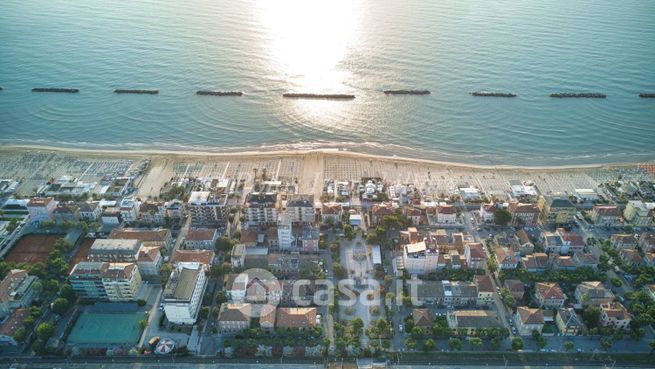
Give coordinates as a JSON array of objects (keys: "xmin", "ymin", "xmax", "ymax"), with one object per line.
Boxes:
[{"xmin": 1, "ymin": 144, "xmax": 652, "ymax": 200}]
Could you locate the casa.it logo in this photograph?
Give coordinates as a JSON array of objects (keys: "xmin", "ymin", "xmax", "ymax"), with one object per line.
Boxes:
[{"xmin": 229, "ymin": 268, "xmax": 281, "ymax": 319}]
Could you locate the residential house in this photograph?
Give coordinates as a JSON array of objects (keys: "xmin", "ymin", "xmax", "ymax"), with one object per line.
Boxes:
[
  {"xmin": 100, "ymin": 207, "xmax": 122, "ymax": 226},
  {"xmin": 508, "ymin": 201, "xmax": 540, "ymax": 226},
  {"xmin": 136, "ymin": 246, "xmax": 163, "ymax": 277},
  {"xmin": 513, "ymin": 230, "xmax": 535, "ymax": 255},
  {"xmin": 164, "ymin": 200, "xmax": 184, "ymax": 220},
  {"xmin": 600, "ymin": 302, "xmax": 632, "ymax": 331},
  {"xmin": 403, "ymin": 207, "xmax": 422, "ymax": 226},
  {"xmin": 78, "ymin": 202, "xmax": 101, "ymax": 221},
  {"xmin": 436, "ymin": 204, "xmax": 457, "ymax": 224},
  {"xmin": 442, "ymin": 281, "xmax": 477, "ymax": 307},
  {"xmin": 245, "ymin": 192, "xmax": 280, "ymax": 227},
  {"xmin": 285, "ymin": 194, "xmax": 315, "ymax": 224},
  {"xmin": 623, "ymin": 201, "xmax": 654, "ymax": 227},
  {"xmin": 591, "ymin": 206, "xmax": 622, "ymax": 227},
  {"xmin": 522, "ymin": 253, "xmax": 549, "ymax": 272},
  {"xmin": 446, "ymin": 310, "xmax": 501, "ymax": 335},
  {"xmin": 575, "ymin": 281, "xmax": 614, "ymax": 307},
  {"xmin": 138, "ymin": 202, "xmax": 166, "ymax": 225},
  {"xmin": 267, "ymin": 253, "xmax": 319, "ymax": 277},
  {"xmin": 0, "ymin": 270, "xmax": 38, "ymax": 319},
  {"xmin": 503, "ymin": 280, "xmax": 525, "ymax": 301},
  {"xmin": 298, "ymin": 227, "xmax": 320, "ymax": 253},
  {"xmin": 259, "ymin": 306, "xmax": 276, "ymax": 332},
  {"xmin": 171, "ymin": 249, "xmax": 215, "ymax": 267},
  {"xmin": 556, "ymin": 308, "xmax": 582, "ymax": 336},
  {"xmin": 162, "ymin": 262, "xmax": 208, "ymax": 325},
  {"xmin": 52, "ymin": 202, "xmax": 80, "ymax": 222},
  {"xmin": 539, "ymin": 197, "xmax": 576, "ymax": 224},
  {"xmin": 611, "ymin": 234, "xmax": 638, "ymax": 249},
  {"xmin": 465, "ymin": 243, "xmax": 486, "ymax": 270},
  {"xmin": 87, "ymin": 239, "xmax": 142, "ymax": 262},
  {"xmin": 495, "ymin": 247, "xmax": 519, "ymax": 269},
  {"xmin": 412, "ymin": 308, "xmax": 434, "ymax": 328},
  {"xmin": 639, "ymin": 232, "xmax": 655, "ymax": 253},
  {"xmin": 217, "ymin": 303, "xmax": 252, "ymax": 333},
  {"xmin": 415, "ymin": 281, "xmax": 444, "ymax": 305},
  {"xmin": 515, "ymin": 307, "xmax": 544, "ymax": 336},
  {"xmin": 184, "ymin": 228, "xmax": 219, "ymax": 250},
  {"xmin": 101, "ymin": 263, "xmax": 142, "ymax": 302},
  {"xmin": 545, "ymin": 228, "xmax": 585, "ymax": 254},
  {"xmin": 276, "ymin": 307, "xmax": 317, "ymax": 329},
  {"xmin": 534, "ymin": 282, "xmax": 566, "ymax": 308},
  {"xmin": 620, "ymin": 248, "xmax": 643, "ymax": 267},
  {"xmin": 321, "ymin": 202, "xmax": 342, "ymax": 225},
  {"xmin": 187, "ymin": 191, "xmax": 228, "ymax": 228},
  {"xmin": 552, "ymin": 255, "xmax": 577, "ymax": 271},
  {"xmin": 0, "ymin": 308, "xmax": 27, "ymax": 347},
  {"xmin": 224, "ymin": 273, "xmax": 248, "ymax": 303},
  {"xmin": 475, "ymin": 275, "xmax": 494, "ymax": 307},
  {"xmin": 480, "ymin": 203, "xmax": 496, "ymax": 223},
  {"xmin": 27, "ymin": 197, "xmax": 56, "ymax": 222},
  {"xmin": 573, "ymin": 253, "xmax": 600, "ymax": 269},
  {"xmin": 109, "ymin": 228, "xmax": 173, "ymax": 250},
  {"xmin": 371, "ymin": 202, "xmax": 396, "ymax": 225}
]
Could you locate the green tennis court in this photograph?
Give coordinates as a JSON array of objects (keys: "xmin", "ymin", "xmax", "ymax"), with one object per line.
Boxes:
[{"xmin": 68, "ymin": 312, "xmax": 146, "ymax": 345}]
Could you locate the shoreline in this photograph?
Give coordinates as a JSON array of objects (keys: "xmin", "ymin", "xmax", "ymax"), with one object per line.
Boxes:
[{"xmin": 0, "ymin": 144, "xmax": 649, "ymax": 171}]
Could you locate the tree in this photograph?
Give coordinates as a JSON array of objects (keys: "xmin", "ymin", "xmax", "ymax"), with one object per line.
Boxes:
[
  {"xmin": 58, "ymin": 283, "xmax": 76, "ymax": 302},
  {"xmin": 411, "ymin": 326, "xmax": 424, "ymax": 339},
  {"xmin": 582, "ymin": 306, "xmax": 601, "ymax": 329},
  {"xmin": 649, "ymin": 339, "xmax": 655, "ymax": 354},
  {"xmin": 6, "ymin": 218, "xmax": 19, "ymax": 233},
  {"xmin": 469, "ymin": 337, "xmax": 483, "ymax": 350},
  {"xmin": 404, "ymin": 337, "xmax": 417, "ymax": 350},
  {"xmin": 51, "ymin": 297, "xmax": 70, "ymax": 315},
  {"xmin": 215, "ymin": 236, "xmax": 236, "ymax": 253},
  {"xmin": 600, "ymin": 337, "xmax": 613, "ymax": 351},
  {"xmin": 343, "ymin": 224, "xmax": 356, "ymax": 241},
  {"xmin": 384, "ymin": 275, "xmax": 393, "ymax": 287},
  {"xmin": 423, "ymin": 338, "xmax": 436, "ymax": 352},
  {"xmin": 448, "ymin": 338, "xmax": 462, "ymax": 351},
  {"xmin": 494, "ymin": 208, "xmax": 512, "ymax": 226},
  {"xmin": 13, "ymin": 327, "xmax": 28, "ymax": 343},
  {"xmin": 511, "ymin": 337, "xmax": 524, "ymax": 351},
  {"xmin": 160, "ymin": 263, "xmax": 172, "ymax": 284},
  {"xmin": 138, "ymin": 319, "xmax": 148, "ymax": 330},
  {"xmin": 36, "ymin": 322, "xmax": 54, "ymax": 341},
  {"xmin": 564, "ymin": 341, "xmax": 574, "ymax": 352}
]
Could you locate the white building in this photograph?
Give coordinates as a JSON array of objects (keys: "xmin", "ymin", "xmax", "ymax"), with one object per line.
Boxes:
[
  {"xmin": 245, "ymin": 192, "xmax": 280, "ymax": 226},
  {"xmin": 459, "ymin": 187, "xmax": 481, "ymax": 201},
  {"xmin": 285, "ymin": 194, "xmax": 315, "ymax": 224},
  {"xmin": 26, "ymin": 197, "xmax": 56, "ymax": 222},
  {"xmin": 163, "ymin": 262, "xmax": 208, "ymax": 325},
  {"xmin": 401, "ymin": 242, "xmax": 438, "ymax": 275},
  {"xmin": 137, "ymin": 246, "xmax": 163, "ymax": 277},
  {"xmin": 101, "ymin": 263, "xmax": 142, "ymax": 302},
  {"xmin": 184, "ymin": 228, "xmax": 219, "ymax": 250},
  {"xmin": 277, "ymin": 213, "xmax": 293, "ymax": 250},
  {"xmin": 119, "ymin": 197, "xmax": 140, "ymax": 224},
  {"xmin": 187, "ymin": 191, "xmax": 228, "ymax": 227}
]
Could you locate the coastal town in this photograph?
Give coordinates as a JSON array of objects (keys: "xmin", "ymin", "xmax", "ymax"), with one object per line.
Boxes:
[{"xmin": 1, "ymin": 148, "xmax": 655, "ymax": 367}]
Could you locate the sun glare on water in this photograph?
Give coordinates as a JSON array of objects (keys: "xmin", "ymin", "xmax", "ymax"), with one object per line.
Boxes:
[{"xmin": 256, "ymin": 0, "xmax": 360, "ymax": 92}]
